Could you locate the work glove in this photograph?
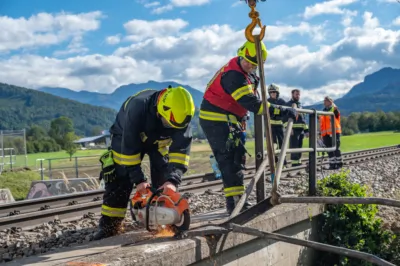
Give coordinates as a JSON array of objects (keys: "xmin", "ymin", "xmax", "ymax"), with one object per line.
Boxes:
[
  {"xmin": 284, "ymin": 107, "xmax": 297, "ymax": 120},
  {"xmin": 99, "ymin": 150, "xmax": 117, "ymax": 183}
]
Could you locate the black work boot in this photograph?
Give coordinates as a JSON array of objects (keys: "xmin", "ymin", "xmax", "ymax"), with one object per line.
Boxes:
[
  {"xmin": 241, "ymin": 199, "xmax": 253, "ymax": 212},
  {"xmin": 226, "ymin": 196, "xmax": 252, "ymax": 215},
  {"xmin": 93, "ymin": 216, "xmax": 123, "ymax": 241},
  {"xmin": 226, "ymin": 196, "xmax": 236, "ymax": 215},
  {"xmin": 337, "ymin": 162, "xmax": 343, "ymax": 169}
]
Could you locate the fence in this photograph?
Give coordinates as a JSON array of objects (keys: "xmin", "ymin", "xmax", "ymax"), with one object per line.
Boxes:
[
  {"xmin": 0, "ymin": 130, "xmax": 27, "ymax": 174},
  {"xmin": 36, "ymin": 155, "xmax": 101, "ymax": 180}
]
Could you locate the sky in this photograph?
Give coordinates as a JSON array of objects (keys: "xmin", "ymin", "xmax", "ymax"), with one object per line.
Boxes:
[{"xmin": 0, "ymin": 0, "xmax": 399, "ymax": 105}]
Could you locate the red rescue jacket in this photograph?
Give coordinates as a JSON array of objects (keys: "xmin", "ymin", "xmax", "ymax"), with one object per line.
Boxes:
[{"xmin": 203, "ymin": 57, "xmax": 254, "ymax": 118}]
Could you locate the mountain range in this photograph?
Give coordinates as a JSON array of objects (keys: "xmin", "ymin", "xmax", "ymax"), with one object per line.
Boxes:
[
  {"xmin": 38, "ymin": 81, "xmax": 205, "ymax": 111},
  {"xmin": 0, "ymin": 67, "xmax": 399, "ymax": 136},
  {"xmin": 38, "ymin": 67, "xmax": 400, "ymax": 116},
  {"xmin": 305, "ymin": 67, "xmax": 400, "ymax": 114},
  {"xmin": 0, "ymin": 83, "xmax": 116, "ymax": 136}
]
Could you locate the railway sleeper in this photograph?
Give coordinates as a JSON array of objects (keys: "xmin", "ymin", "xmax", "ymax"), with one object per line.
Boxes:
[
  {"xmin": 7, "ymin": 210, "xmax": 20, "ymax": 216},
  {"xmin": 68, "ymin": 201, "xmax": 78, "ymax": 206},
  {"xmin": 39, "ymin": 205, "xmax": 50, "ymax": 211}
]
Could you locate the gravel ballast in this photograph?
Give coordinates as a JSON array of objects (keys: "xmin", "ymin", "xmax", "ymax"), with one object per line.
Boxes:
[{"xmin": 1, "ymin": 155, "xmax": 399, "ymax": 263}]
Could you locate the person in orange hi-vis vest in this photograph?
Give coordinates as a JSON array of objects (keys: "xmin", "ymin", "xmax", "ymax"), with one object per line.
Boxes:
[{"xmin": 319, "ymin": 96, "xmax": 343, "ymax": 170}]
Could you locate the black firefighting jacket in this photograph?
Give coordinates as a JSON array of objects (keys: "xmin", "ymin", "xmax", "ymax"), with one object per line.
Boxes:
[
  {"xmin": 109, "ymin": 89, "xmax": 192, "ymax": 186},
  {"xmin": 267, "ymin": 97, "xmax": 287, "ymax": 126},
  {"xmin": 284, "ymin": 99, "xmax": 309, "ymax": 133}
]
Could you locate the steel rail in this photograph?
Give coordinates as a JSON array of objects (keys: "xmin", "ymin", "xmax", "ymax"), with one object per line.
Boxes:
[
  {"xmin": 0, "ymin": 146, "xmax": 399, "ymax": 231},
  {"xmin": 1, "ymin": 145, "xmax": 397, "ymax": 219},
  {"xmin": 182, "ymin": 145, "xmax": 399, "ymax": 184},
  {"xmin": 0, "ymin": 145, "xmax": 398, "ymax": 219}
]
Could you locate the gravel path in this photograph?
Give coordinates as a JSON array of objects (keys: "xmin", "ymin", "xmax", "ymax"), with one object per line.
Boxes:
[{"xmin": 1, "ymin": 155, "xmax": 399, "ymax": 263}]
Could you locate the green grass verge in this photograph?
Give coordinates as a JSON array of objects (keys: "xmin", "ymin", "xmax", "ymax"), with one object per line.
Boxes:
[
  {"xmin": 4, "ymin": 131, "xmax": 400, "ymax": 171},
  {"xmin": 193, "ymin": 130, "xmax": 400, "ymax": 154},
  {"xmin": 0, "ymin": 170, "xmax": 48, "ymax": 201}
]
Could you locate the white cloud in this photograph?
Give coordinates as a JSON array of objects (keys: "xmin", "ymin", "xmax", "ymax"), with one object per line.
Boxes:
[
  {"xmin": 330, "ymin": 11, "xmax": 400, "ymax": 63},
  {"xmin": 144, "ymin": 1, "xmax": 160, "ymax": 8},
  {"xmin": 266, "ymin": 22, "xmax": 325, "ymax": 42},
  {"xmin": 122, "ymin": 18, "xmax": 188, "ymax": 41},
  {"xmin": 342, "ymin": 10, "xmax": 358, "ymax": 27},
  {"xmin": 0, "ymin": 54, "xmax": 162, "ymax": 93},
  {"xmin": 0, "ymin": 9, "xmax": 399, "ymax": 106},
  {"xmin": 276, "ymin": 79, "xmax": 359, "ymax": 104},
  {"xmin": 377, "ymin": 0, "xmax": 399, "ymax": 3},
  {"xmin": 53, "ymin": 35, "xmax": 88, "ymax": 56},
  {"xmin": 106, "ymin": 35, "xmax": 121, "ymax": 45},
  {"xmin": 0, "ymin": 11, "xmax": 103, "ymax": 53},
  {"xmin": 304, "ymin": 0, "xmax": 358, "ymax": 19},
  {"xmin": 231, "ymin": 2, "xmax": 242, "ymax": 7},
  {"xmin": 393, "ymin": 16, "xmax": 400, "ymax": 26},
  {"xmin": 170, "ymin": 0, "xmax": 210, "ymax": 7},
  {"xmin": 143, "ymin": 0, "xmax": 211, "ymax": 14},
  {"xmin": 151, "ymin": 4, "xmax": 174, "ymax": 14}
]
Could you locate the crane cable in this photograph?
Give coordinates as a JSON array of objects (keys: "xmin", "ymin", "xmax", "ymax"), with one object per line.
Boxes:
[{"xmin": 244, "ymin": 0, "xmax": 282, "ymax": 206}]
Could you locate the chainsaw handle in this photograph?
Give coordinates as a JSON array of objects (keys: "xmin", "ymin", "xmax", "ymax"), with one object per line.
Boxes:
[
  {"xmin": 145, "ymin": 187, "xmax": 163, "ymax": 232},
  {"xmin": 148, "ymin": 187, "xmax": 163, "ymax": 196}
]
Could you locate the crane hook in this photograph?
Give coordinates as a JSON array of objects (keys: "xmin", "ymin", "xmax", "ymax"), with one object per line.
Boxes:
[
  {"xmin": 244, "ymin": 4, "xmax": 266, "ymax": 43},
  {"xmin": 246, "ymin": 0, "xmax": 257, "ymax": 7}
]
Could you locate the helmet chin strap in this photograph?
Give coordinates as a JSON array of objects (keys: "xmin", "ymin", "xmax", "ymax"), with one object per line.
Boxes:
[{"xmin": 160, "ymin": 116, "xmax": 174, "ymax": 129}]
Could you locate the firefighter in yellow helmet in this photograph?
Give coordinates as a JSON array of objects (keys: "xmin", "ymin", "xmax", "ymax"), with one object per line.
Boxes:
[
  {"xmin": 95, "ymin": 86, "xmax": 195, "ymax": 240},
  {"xmin": 200, "ymin": 40, "xmax": 297, "ymax": 215}
]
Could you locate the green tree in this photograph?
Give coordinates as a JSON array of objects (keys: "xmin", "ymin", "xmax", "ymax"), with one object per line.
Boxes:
[
  {"xmin": 346, "ymin": 114, "xmax": 360, "ymax": 134},
  {"xmin": 48, "ymin": 116, "xmax": 74, "ymax": 148},
  {"xmin": 90, "ymin": 126, "xmax": 104, "ymax": 136},
  {"xmin": 27, "ymin": 125, "xmax": 47, "ymax": 141},
  {"xmin": 358, "ymin": 112, "xmax": 371, "ymax": 132},
  {"xmin": 64, "ymin": 132, "xmax": 79, "ymax": 161}
]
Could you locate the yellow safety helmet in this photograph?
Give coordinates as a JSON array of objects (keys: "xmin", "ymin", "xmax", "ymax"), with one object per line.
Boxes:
[
  {"xmin": 237, "ymin": 40, "xmax": 268, "ymax": 66},
  {"xmin": 268, "ymin": 84, "xmax": 280, "ymax": 93},
  {"xmin": 157, "ymin": 86, "xmax": 195, "ymax": 129}
]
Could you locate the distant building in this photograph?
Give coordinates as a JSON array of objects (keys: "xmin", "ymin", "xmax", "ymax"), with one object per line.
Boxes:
[{"xmin": 74, "ymin": 130, "xmax": 111, "ymax": 148}]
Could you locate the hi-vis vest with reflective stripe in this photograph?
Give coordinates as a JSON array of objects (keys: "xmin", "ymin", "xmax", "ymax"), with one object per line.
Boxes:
[
  {"xmin": 203, "ymin": 57, "xmax": 254, "ymax": 118},
  {"xmin": 319, "ymin": 105, "xmax": 342, "ymax": 137}
]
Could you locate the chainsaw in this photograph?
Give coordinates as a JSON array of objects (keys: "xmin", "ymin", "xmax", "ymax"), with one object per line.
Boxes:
[{"xmin": 129, "ymin": 186, "xmax": 191, "ymax": 234}]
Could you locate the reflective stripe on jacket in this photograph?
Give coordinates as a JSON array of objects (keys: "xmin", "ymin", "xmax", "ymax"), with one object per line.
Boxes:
[{"xmin": 203, "ymin": 57, "xmax": 258, "ymax": 118}]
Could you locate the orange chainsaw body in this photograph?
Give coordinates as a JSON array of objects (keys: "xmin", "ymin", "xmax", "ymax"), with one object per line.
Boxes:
[{"xmin": 130, "ymin": 187, "xmax": 190, "ymax": 232}]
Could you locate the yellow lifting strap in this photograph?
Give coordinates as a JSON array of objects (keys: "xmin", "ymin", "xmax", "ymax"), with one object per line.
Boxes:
[{"xmin": 244, "ymin": 1, "xmax": 266, "ymax": 42}]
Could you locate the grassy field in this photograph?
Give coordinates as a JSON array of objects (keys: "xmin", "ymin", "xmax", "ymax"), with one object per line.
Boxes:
[
  {"xmin": 1, "ymin": 131, "xmax": 399, "ymax": 200},
  {"xmin": 4, "ymin": 131, "xmax": 400, "ymax": 171},
  {"xmin": 189, "ymin": 130, "xmax": 400, "ymax": 156}
]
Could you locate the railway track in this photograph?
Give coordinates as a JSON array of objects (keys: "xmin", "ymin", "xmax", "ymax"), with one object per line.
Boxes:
[{"xmin": 0, "ymin": 145, "xmax": 399, "ymax": 231}]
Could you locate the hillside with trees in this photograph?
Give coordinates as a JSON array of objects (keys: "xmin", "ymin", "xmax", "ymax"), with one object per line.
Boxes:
[
  {"xmin": 340, "ymin": 110, "xmax": 400, "ymax": 136},
  {"xmin": 306, "ymin": 67, "xmax": 400, "ymax": 115},
  {"xmin": 39, "ymin": 80, "xmax": 205, "ymax": 111},
  {"xmin": 3, "ymin": 116, "xmax": 80, "ymax": 158},
  {"xmin": 0, "ymin": 83, "xmax": 117, "ymax": 136}
]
